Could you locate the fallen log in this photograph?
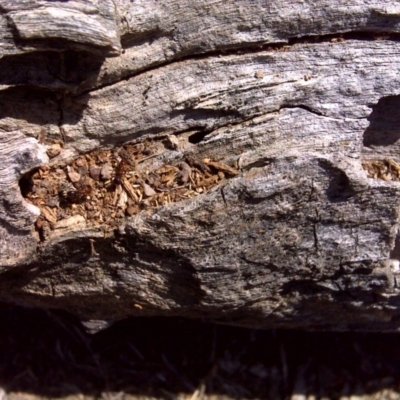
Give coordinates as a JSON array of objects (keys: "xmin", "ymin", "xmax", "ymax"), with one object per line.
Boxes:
[{"xmin": 1, "ymin": 0, "xmax": 400, "ymax": 331}]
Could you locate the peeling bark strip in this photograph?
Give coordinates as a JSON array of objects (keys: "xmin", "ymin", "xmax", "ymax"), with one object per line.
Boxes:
[{"xmin": 2, "ymin": 0, "xmax": 400, "ymax": 330}]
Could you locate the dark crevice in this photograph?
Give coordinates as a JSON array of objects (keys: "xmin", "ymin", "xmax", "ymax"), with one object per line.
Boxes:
[
  {"xmin": 318, "ymin": 159, "xmax": 357, "ymax": 202},
  {"xmin": 353, "ymin": 267, "xmax": 374, "ymax": 276},
  {"xmin": 57, "ymin": 94, "xmax": 66, "ymax": 145},
  {"xmin": 313, "ymin": 223, "xmax": 319, "ymax": 251},
  {"xmin": 45, "ymin": 51, "xmax": 105, "ymax": 85},
  {"xmin": 188, "ymin": 130, "xmax": 209, "ymax": 144},
  {"xmin": 220, "ymin": 187, "xmax": 227, "ymax": 206},
  {"xmin": 0, "ymin": 85, "xmax": 60, "ymax": 125},
  {"xmin": 363, "ymin": 95, "xmax": 400, "ymax": 147},
  {"xmin": 18, "ymin": 169, "xmax": 37, "ymax": 198},
  {"xmin": 279, "ymin": 104, "xmax": 366, "ymax": 121},
  {"xmin": 390, "ymin": 231, "xmax": 400, "ymax": 261},
  {"xmin": 241, "ymin": 158, "xmax": 274, "ymax": 171},
  {"xmin": 287, "ymin": 30, "xmax": 400, "ymax": 45},
  {"xmin": 279, "ymin": 279, "xmax": 331, "ymax": 296},
  {"xmin": 279, "ymin": 104, "xmax": 324, "ymax": 117},
  {"xmin": 0, "ymin": 50, "xmax": 104, "ymax": 91},
  {"xmin": 169, "ymin": 107, "xmax": 243, "ymax": 127}
]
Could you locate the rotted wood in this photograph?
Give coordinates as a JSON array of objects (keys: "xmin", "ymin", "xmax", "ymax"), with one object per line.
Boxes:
[{"xmin": 1, "ymin": 0, "xmax": 400, "ymax": 331}]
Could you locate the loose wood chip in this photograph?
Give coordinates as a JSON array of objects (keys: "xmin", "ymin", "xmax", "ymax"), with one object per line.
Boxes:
[
  {"xmin": 177, "ymin": 162, "xmax": 192, "ymax": 184},
  {"xmin": 100, "ymin": 163, "xmax": 113, "ymax": 180},
  {"xmin": 166, "ymin": 134, "xmax": 180, "ymax": 150},
  {"xmin": 387, "ymin": 159, "xmax": 400, "ymax": 176},
  {"xmin": 55, "ymin": 215, "xmax": 86, "ymax": 230},
  {"xmin": 113, "ymin": 184, "xmax": 122, "ymax": 206},
  {"xmin": 141, "ymin": 182, "xmax": 156, "ymax": 197},
  {"xmin": 41, "ymin": 206, "xmax": 57, "ymax": 225},
  {"xmin": 186, "ymin": 156, "xmax": 211, "ymax": 173},
  {"xmin": 116, "ymin": 190, "xmax": 128, "ymax": 208},
  {"xmin": 67, "ymin": 166, "xmax": 81, "ymax": 183},
  {"xmin": 121, "ymin": 177, "xmax": 139, "ymax": 203}
]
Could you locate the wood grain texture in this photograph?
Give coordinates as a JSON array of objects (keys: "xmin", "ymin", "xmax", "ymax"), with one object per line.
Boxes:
[
  {"xmin": 0, "ymin": 0, "xmax": 120, "ymax": 56},
  {"xmin": 1, "ymin": 0, "xmax": 400, "ymax": 330},
  {"xmin": 0, "ymin": 130, "xmax": 48, "ymax": 266}
]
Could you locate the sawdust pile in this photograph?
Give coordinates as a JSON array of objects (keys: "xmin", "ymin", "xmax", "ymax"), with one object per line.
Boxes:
[
  {"xmin": 22, "ymin": 143, "xmax": 239, "ymax": 240},
  {"xmin": 362, "ymin": 159, "xmax": 400, "ymax": 181}
]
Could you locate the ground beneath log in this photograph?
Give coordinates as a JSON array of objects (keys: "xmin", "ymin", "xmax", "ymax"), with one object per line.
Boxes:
[{"xmin": 0, "ymin": 304, "xmax": 399, "ymax": 400}]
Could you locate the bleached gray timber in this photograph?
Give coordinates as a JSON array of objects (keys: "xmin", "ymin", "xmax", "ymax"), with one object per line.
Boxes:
[{"xmin": 1, "ymin": 0, "xmax": 400, "ymax": 331}]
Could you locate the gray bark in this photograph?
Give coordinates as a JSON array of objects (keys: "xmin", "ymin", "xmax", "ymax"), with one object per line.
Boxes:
[{"xmin": 1, "ymin": 0, "xmax": 400, "ymax": 331}]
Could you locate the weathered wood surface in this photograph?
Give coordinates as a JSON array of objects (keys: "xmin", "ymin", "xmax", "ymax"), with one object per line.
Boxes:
[{"xmin": 1, "ymin": 0, "xmax": 400, "ymax": 330}]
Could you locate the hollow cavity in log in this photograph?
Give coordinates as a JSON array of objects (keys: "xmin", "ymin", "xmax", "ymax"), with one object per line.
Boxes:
[{"xmin": 21, "ymin": 141, "xmax": 239, "ymax": 241}]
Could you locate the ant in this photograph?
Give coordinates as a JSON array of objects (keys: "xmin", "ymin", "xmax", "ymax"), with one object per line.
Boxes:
[
  {"xmin": 60, "ymin": 184, "xmax": 92, "ymax": 205},
  {"xmin": 114, "ymin": 158, "xmax": 128, "ymax": 185}
]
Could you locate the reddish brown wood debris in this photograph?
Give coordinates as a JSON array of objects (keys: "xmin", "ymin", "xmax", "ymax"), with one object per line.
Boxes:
[{"xmin": 23, "ymin": 142, "xmax": 239, "ymax": 240}]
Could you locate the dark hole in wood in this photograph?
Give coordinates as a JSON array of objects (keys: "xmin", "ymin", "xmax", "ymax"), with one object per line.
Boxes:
[
  {"xmin": 353, "ymin": 267, "xmax": 373, "ymax": 275},
  {"xmin": 318, "ymin": 160, "xmax": 355, "ymax": 203},
  {"xmin": 390, "ymin": 231, "xmax": 400, "ymax": 261},
  {"xmin": 18, "ymin": 169, "xmax": 37, "ymax": 198},
  {"xmin": 188, "ymin": 131, "xmax": 208, "ymax": 144},
  {"xmin": 363, "ymin": 95, "xmax": 400, "ymax": 147}
]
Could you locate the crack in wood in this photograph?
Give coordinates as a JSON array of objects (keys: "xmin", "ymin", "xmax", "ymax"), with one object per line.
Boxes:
[{"xmin": 72, "ymin": 31, "xmax": 400, "ymax": 97}]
